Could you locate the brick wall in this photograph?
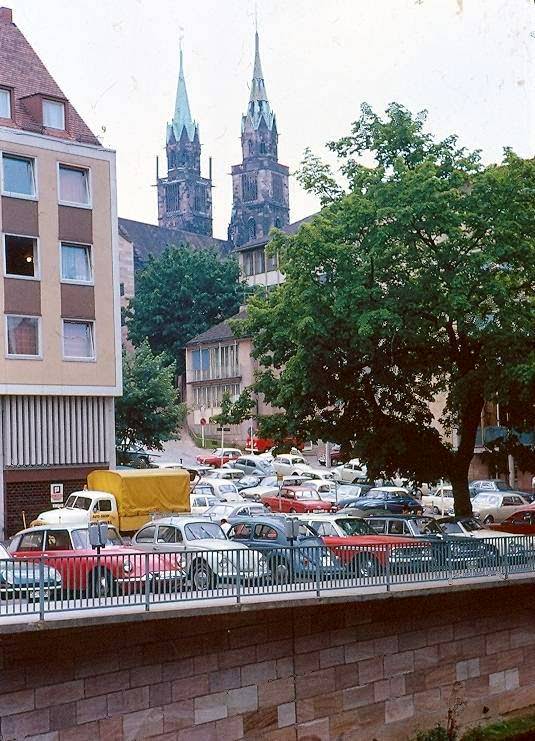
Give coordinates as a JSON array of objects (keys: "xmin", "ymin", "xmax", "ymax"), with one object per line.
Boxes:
[
  {"xmin": 1, "ymin": 584, "xmax": 535, "ymax": 740},
  {"xmin": 5, "ymin": 479, "xmax": 86, "ymax": 536}
]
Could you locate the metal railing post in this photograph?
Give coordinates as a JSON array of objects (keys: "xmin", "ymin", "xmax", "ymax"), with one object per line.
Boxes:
[
  {"xmin": 503, "ymin": 539, "xmax": 509, "ymax": 581},
  {"xmin": 316, "ymin": 545, "xmax": 321, "ymax": 598},
  {"xmin": 144, "ymin": 553, "xmax": 151, "ymax": 611},
  {"xmin": 236, "ymin": 548, "xmax": 241, "ymax": 604},
  {"xmin": 385, "ymin": 546, "xmax": 391, "ymax": 592},
  {"xmin": 39, "ymin": 555, "xmax": 45, "ymax": 621}
]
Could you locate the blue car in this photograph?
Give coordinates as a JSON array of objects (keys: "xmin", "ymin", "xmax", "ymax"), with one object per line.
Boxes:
[
  {"xmin": 0, "ymin": 543, "xmax": 61, "ymax": 600},
  {"xmin": 226, "ymin": 515, "xmax": 340, "ymax": 582},
  {"xmin": 338, "ymin": 487, "xmax": 423, "ymax": 515}
]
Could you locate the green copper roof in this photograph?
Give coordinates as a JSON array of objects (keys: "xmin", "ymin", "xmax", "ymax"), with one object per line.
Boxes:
[
  {"xmin": 168, "ymin": 47, "xmax": 196, "ymax": 143},
  {"xmin": 243, "ymin": 31, "xmax": 274, "ymax": 131}
]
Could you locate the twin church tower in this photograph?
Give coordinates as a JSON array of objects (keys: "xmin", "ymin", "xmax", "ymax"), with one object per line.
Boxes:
[{"xmin": 156, "ymin": 32, "xmax": 289, "ymax": 247}]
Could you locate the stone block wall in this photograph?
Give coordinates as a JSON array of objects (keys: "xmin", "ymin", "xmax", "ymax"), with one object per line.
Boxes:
[{"xmin": 1, "ymin": 584, "xmax": 535, "ymax": 740}]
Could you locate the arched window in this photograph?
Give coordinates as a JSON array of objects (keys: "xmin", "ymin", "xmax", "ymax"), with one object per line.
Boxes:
[
  {"xmin": 275, "ymin": 217, "xmax": 281, "ymax": 229},
  {"xmin": 260, "ymin": 141, "xmax": 267, "ymax": 154},
  {"xmin": 247, "ymin": 219, "xmax": 256, "ymax": 241},
  {"xmin": 248, "ymin": 140, "xmax": 254, "ymax": 156}
]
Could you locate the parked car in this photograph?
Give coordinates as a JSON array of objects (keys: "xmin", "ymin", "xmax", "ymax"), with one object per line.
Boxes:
[
  {"xmin": 204, "ymin": 502, "xmax": 268, "ymax": 523},
  {"xmin": 226, "ymin": 515, "xmax": 339, "ymax": 581},
  {"xmin": 332, "ymin": 459, "xmax": 368, "ymax": 484},
  {"xmin": 471, "ymin": 492, "xmax": 531, "ymax": 524},
  {"xmin": 261, "ymin": 487, "xmax": 335, "ymax": 514},
  {"xmin": 132, "ymin": 517, "xmax": 267, "ymax": 590},
  {"xmin": 0, "ymin": 542, "xmax": 61, "ymax": 600},
  {"xmin": 10, "ymin": 525, "xmax": 184, "ymax": 597},
  {"xmin": 299, "ymin": 514, "xmax": 434, "ymax": 577},
  {"xmin": 338, "ymin": 487, "xmax": 423, "ymax": 515},
  {"xmin": 190, "ymin": 492, "xmax": 220, "ymax": 514},
  {"xmin": 153, "ymin": 463, "xmax": 213, "ymax": 481},
  {"xmin": 336, "ymin": 483, "xmax": 375, "ymax": 502},
  {"xmin": 293, "ymin": 465, "xmax": 336, "ymax": 481},
  {"xmin": 238, "ymin": 477, "xmax": 280, "ymax": 502},
  {"xmin": 204, "ymin": 468, "xmax": 244, "ymax": 482},
  {"xmin": 196, "ymin": 448, "xmax": 242, "ymax": 468},
  {"xmin": 488, "ymin": 507, "xmax": 535, "ymax": 535},
  {"xmin": 364, "ymin": 514, "xmax": 499, "ymax": 568},
  {"xmin": 435, "ymin": 516, "xmax": 528, "ymax": 564},
  {"xmin": 272, "ymin": 454, "xmax": 307, "ymax": 476},
  {"xmin": 231, "ymin": 455, "xmax": 274, "ymax": 477},
  {"xmin": 318, "ymin": 445, "xmax": 345, "ymax": 466},
  {"xmin": 246, "ymin": 435, "xmax": 303, "ymax": 454},
  {"xmin": 196, "ymin": 479, "xmax": 244, "ymax": 502},
  {"xmin": 298, "ymin": 479, "xmax": 338, "ymax": 499},
  {"xmin": 470, "ymin": 480, "xmax": 513, "ymax": 494}
]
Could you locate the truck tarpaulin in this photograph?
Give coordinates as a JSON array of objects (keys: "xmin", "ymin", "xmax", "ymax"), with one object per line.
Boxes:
[{"xmin": 87, "ymin": 469, "xmax": 190, "ymax": 518}]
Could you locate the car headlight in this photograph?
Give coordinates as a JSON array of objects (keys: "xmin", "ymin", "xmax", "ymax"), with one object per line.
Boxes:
[{"xmin": 123, "ymin": 558, "xmax": 133, "ymax": 574}]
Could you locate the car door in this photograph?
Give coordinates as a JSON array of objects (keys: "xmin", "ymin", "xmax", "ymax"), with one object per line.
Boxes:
[
  {"xmin": 133, "ymin": 524, "xmax": 157, "ymax": 550},
  {"xmin": 501, "ymin": 513, "xmax": 530, "ymax": 534},
  {"xmin": 42, "ymin": 529, "xmax": 81, "ymax": 589},
  {"xmin": 14, "ymin": 530, "xmax": 45, "ymax": 561},
  {"xmin": 500, "ymin": 496, "xmax": 524, "ymax": 521},
  {"xmin": 155, "ymin": 525, "xmax": 183, "ymax": 552}
]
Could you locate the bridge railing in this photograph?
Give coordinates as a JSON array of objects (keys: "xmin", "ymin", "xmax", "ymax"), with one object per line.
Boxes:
[{"xmin": 1, "ymin": 535, "xmax": 533, "ymax": 619}]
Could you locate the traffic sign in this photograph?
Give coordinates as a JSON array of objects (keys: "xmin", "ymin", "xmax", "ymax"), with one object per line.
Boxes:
[{"xmin": 200, "ymin": 418, "xmax": 207, "ymax": 426}]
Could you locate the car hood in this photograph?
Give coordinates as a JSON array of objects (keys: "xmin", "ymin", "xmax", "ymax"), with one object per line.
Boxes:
[
  {"xmin": 323, "ymin": 534, "xmax": 428, "ymax": 547},
  {"xmin": 186, "ymin": 539, "xmax": 250, "ymax": 552},
  {"xmin": 34, "ymin": 508, "xmax": 90, "ymax": 525}
]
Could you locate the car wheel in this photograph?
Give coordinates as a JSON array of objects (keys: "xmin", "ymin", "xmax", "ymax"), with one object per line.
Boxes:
[
  {"xmin": 355, "ymin": 553, "xmax": 381, "ymax": 579},
  {"xmin": 269, "ymin": 557, "xmax": 292, "ymax": 583},
  {"xmin": 483, "ymin": 515, "xmax": 494, "ymax": 525},
  {"xmin": 87, "ymin": 568, "xmax": 114, "ymax": 598},
  {"xmin": 190, "ymin": 561, "xmax": 215, "ymax": 591}
]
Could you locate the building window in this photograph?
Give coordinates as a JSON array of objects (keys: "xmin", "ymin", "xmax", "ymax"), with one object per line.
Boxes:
[
  {"xmin": 247, "ymin": 219, "xmax": 257, "ymax": 241},
  {"xmin": 60, "ymin": 243, "xmax": 92, "ymax": 283},
  {"xmin": 248, "ymin": 141, "xmax": 254, "ymax": 156},
  {"xmin": 243, "ymin": 252, "xmax": 254, "ymax": 277},
  {"xmin": 4, "ymin": 235, "xmax": 38, "ymax": 278},
  {"xmin": 63, "ymin": 320, "xmax": 95, "ymax": 360},
  {"xmin": 266, "ymin": 250, "xmax": 278, "ymax": 271},
  {"xmin": 273, "ymin": 174, "xmax": 283, "ymax": 203},
  {"xmin": 275, "ymin": 217, "xmax": 282, "ymax": 229},
  {"xmin": 43, "ymin": 99, "xmax": 65, "ymax": 130},
  {"xmin": 2, "ymin": 154, "xmax": 36, "ymax": 197},
  {"xmin": 254, "ymin": 249, "xmax": 265, "ymax": 274},
  {"xmin": 242, "ymin": 174, "xmax": 258, "ymax": 202},
  {"xmin": 0, "ymin": 88, "xmax": 11, "ymax": 118},
  {"xmin": 260, "ymin": 141, "xmax": 267, "ymax": 154},
  {"xmin": 120, "ymin": 282, "xmax": 125, "ymax": 297},
  {"xmin": 194, "ymin": 184, "xmax": 206, "ymax": 213},
  {"xmin": 6, "ymin": 315, "xmax": 40, "ymax": 357},
  {"xmin": 165, "ymin": 182, "xmax": 180, "ymax": 213},
  {"xmin": 59, "ymin": 165, "xmax": 90, "ymax": 206}
]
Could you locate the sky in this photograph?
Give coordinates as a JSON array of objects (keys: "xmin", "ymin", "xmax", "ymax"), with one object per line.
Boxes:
[{"xmin": 10, "ymin": 0, "xmax": 534, "ymax": 240}]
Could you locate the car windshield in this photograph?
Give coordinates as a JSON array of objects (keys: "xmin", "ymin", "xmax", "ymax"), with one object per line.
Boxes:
[
  {"xmin": 71, "ymin": 527, "xmax": 123, "ymax": 549},
  {"xmin": 473, "ymin": 494, "xmax": 500, "ymax": 507},
  {"xmin": 219, "ymin": 484, "xmax": 238, "ymax": 494},
  {"xmin": 261, "ymin": 477, "xmax": 277, "ymax": 487},
  {"xmin": 493, "ymin": 482, "xmax": 510, "ymax": 491},
  {"xmin": 335, "ymin": 519, "xmax": 375, "ymax": 536},
  {"xmin": 67, "ymin": 496, "xmax": 92, "ymax": 511},
  {"xmin": 415, "ymin": 518, "xmax": 442, "ymax": 534},
  {"xmin": 295, "ymin": 490, "xmax": 321, "ymax": 500},
  {"xmin": 185, "ymin": 522, "xmax": 226, "ymax": 540},
  {"xmin": 212, "ymin": 449, "xmax": 225, "ymax": 456}
]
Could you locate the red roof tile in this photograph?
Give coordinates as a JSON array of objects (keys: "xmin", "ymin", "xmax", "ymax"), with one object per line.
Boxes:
[{"xmin": 0, "ymin": 7, "xmax": 99, "ymax": 145}]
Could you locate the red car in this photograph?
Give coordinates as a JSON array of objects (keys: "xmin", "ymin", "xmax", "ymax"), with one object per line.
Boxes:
[
  {"xmin": 299, "ymin": 514, "xmax": 434, "ymax": 577},
  {"xmin": 246, "ymin": 436, "xmax": 303, "ymax": 454},
  {"xmin": 10, "ymin": 524, "xmax": 185, "ymax": 597},
  {"xmin": 261, "ymin": 487, "xmax": 335, "ymax": 513},
  {"xmin": 196, "ymin": 447, "xmax": 242, "ymax": 468},
  {"xmin": 489, "ymin": 506, "xmax": 535, "ymax": 535}
]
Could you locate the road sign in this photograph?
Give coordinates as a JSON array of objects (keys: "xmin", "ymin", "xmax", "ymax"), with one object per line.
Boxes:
[
  {"xmin": 50, "ymin": 483, "xmax": 63, "ymax": 507},
  {"xmin": 216, "ymin": 427, "xmax": 231, "ymax": 432},
  {"xmin": 200, "ymin": 418, "xmax": 207, "ymax": 426}
]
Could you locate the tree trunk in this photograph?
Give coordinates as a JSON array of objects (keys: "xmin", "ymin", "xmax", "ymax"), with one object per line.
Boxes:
[
  {"xmin": 449, "ymin": 462, "xmax": 473, "ymax": 517},
  {"xmin": 449, "ymin": 391, "xmax": 484, "ymax": 518}
]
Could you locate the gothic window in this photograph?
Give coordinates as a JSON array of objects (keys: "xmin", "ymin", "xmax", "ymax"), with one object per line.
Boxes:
[
  {"xmin": 275, "ymin": 217, "xmax": 282, "ymax": 229},
  {"xmin": 248, "ymin": 140, "xmax": 254, "ymax": 156},
  {"xmin": 168, "ymin": 151, "xmax": 176, "ymax": 169},
  {"xmin": 165, "ymin": 183, "xmax": 180, "ymax": 213},
  {"xmin": 194, "ymin": 185, "xmax": 206, "ymax": 213},
  {"xmin": 242, "ymin": 174, "xmax": 258, "ymax": 202},
  {"xmin": 247, "ymin": 219, "xmax": 257, "ymax": 241},
  {"xmin": 260, "ymin": 142, "xmax": 267, "ymax": 154},
  {"xmin": 273, "ymin": 174, "xmax": 283, "ymax": 203}
]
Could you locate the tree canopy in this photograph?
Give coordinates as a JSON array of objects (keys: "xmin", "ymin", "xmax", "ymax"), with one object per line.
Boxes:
[
  {"xmin": 115, "ymin": 340, "xmax": 186, "ymax": 455},
  {"xmin": 240, "ymin": 103, "xmax": 535, "ymax": 515},
  {"xmin": 127, "ymin": 245, "xmax": 245, "ymax": 375}
]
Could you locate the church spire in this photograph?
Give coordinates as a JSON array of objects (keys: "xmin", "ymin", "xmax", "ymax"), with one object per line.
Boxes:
[
  {"xmin": 168, "ymin": 45, "xmax": 196, "ymax": 143},
  {"xmin": 244, "ymin": 31, "xmax": 274, "ymax": 131}
]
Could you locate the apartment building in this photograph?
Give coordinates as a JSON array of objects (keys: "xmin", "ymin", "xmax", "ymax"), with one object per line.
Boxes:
[{"xmin": 0, "ymin": 8, "xmax": 121, "ymax": 536}]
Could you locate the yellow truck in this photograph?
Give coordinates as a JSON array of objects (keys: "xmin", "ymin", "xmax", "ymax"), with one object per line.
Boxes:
[{"xmin": 31, "ymin": 469, "xmax": 191, "ymax": 534}]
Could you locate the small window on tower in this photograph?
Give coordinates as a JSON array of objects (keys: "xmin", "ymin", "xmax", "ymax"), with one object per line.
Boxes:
[
  {"xmin": 248, "ymin": 141, "xmax": 254, "ymax": 156},
  {"xmin": 247, "ymin": 219, "xmax": 257, "ymax": 241},
  {"xmin": 260, "ymin": 142, "xmax": 267, "ymax": 154},
  {"xmin": 242, "ymin": 174, "xmax": 258, "ymax": 202},
  {"xmin": 165, "ymin": 183, "xmax": 180, "ymax": 213},
  {"xmin": 273, "ymin": 174, "xmax": 283, "ymax": 203}
]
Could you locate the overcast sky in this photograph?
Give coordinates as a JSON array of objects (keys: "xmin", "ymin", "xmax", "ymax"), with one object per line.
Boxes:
[{"xmin": 11, "ymin": 0, "xmax": 534, "ymax": 239}]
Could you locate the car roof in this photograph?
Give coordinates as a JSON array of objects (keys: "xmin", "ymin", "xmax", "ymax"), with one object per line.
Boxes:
[
  {"xmin": 435, "ymin": 516, "xmax": 476, "ymax": 523},
  {"xmin": 297, "ymin": 513, "xmax": 362, "ymax": 521},
  {"xmin": 364, "ymin": 513, "xmax": 427, "ymax": 520},
  {"xmin": 139, "ymin": 516, "xmax": 212, "ymax": 527},
  {"xmin": 15, "ymin": 523, "xmax": 112, "ymax": 535},
  {"xmin": 228, "ymin": 515, "xmax": 287, "ymax": 526}
]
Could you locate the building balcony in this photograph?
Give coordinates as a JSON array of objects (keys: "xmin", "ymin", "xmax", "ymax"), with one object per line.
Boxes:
[{"xmin": 475, "ymin": 426, "xmax": 535, "ymax": 448}]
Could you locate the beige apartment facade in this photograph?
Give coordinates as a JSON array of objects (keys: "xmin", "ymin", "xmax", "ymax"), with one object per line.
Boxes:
[{"xmin": 0, "ymin": 7, "xmax": 121, "ymax": 536}]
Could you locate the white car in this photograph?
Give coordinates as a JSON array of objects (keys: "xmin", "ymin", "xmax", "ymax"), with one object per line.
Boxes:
[
  {"xmin": 132, "ymin": 517, "xmax": 267, "ymax": 590},
  {"xmin": 298, "ymin": 479, "xmax": 338, "ymax": 500},
  {"xmin": 204, "ymin": 468, "xmax": 244, "ymax": 482},
  {"xmin": 204, "ymin": 502, "xmax": 268, "ymax": 523},
  {"xmin": 190, "ymin": 492, "xmax": 219, "ymax": 514},
  {"xmin": 436, "ymin": 516, "xmax": 528, "ymax": 561},
  {"xmin": 293, "ymin": 464, "xmax": 335, "ymax": 481},
  {"xmin": 197, "ymin": 479, "xmax": 245, "ymax": 502},
  {"xmin": 422, "ymin": 485, "xmax": 454, "ymax": 515},
  {"xmin": 332, "ymin": 459, "xmax": 368, "ymax": 483},
  {"xmin": 272, "ymin": 454, "xmax": 307, "ymax": 476}
]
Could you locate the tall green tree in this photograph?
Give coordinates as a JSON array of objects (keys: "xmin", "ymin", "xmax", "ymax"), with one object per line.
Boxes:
[
  {"xmin": 241, "ymin": 103, "xmax": 535, "ymax": 515},
  {"xmin": 127, "ymin": 246, "xmax": 245, "ymax": 375},
  {"xmin": 115, "ymin": 341, "xmax": 186, "ymax": 456}
]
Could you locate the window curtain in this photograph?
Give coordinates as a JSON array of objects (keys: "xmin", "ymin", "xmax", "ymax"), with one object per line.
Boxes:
[
  {"xmin": 62, "ymin": 245, "xmax": 90, "ymax": 281},
  {"xmin": 59, "ymin": 167, "xmax": 88, "ymax": 204},
  {"xmin": 7, "ymin": 317, "xmax": 38, "ymax": 355}
]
